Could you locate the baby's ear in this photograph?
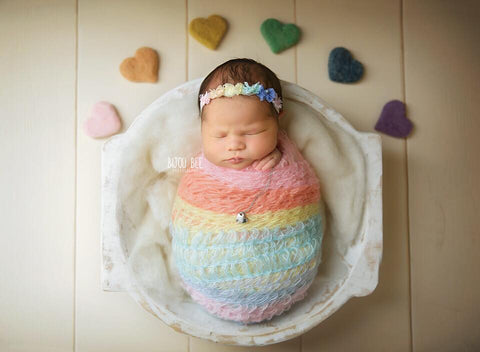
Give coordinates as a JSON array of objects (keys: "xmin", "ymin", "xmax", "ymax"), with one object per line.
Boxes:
[{"xmin": 278, "ymin": 111, "xmax": 285, "ymax": 119}]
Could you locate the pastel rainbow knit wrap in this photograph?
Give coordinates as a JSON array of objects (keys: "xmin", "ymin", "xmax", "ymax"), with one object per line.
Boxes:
[{"xmin": 169, "ymin": 130, "xmax": 323, "ymax": 324}]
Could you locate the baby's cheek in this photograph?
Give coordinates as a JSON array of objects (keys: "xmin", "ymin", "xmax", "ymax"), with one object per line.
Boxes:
[
  {"xmin": 201, "ymin": 139, "xmax": 217, "ymax": 162},
  {"xmin": 206, "ymin": 145, "xmax": 222, "ymax": 162},
  {"xmin": 251, "ymin": 135, "xmax": 277, "ymax": 159}
]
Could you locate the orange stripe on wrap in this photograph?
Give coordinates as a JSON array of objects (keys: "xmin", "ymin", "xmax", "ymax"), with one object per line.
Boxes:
[{"xmin": 177, "ymin": 171, "xmax": 321, "ymax": 215}]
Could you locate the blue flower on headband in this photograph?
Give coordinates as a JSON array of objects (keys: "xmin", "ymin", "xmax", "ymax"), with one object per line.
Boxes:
[
  {"xmin": 257, "ymin": 87, "xmax": 277, "ymax": 103},
  {"xmin": 242, "ymin": 82, "xmax": 261, "ymax": 95}
]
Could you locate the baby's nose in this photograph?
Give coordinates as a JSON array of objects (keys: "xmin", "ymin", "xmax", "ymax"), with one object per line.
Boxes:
[{"xmin": 227, "ymin": 137, "xmax": 246, "ymax": 151}]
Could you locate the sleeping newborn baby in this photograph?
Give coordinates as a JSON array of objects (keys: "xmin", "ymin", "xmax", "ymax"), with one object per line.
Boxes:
[{"xmin": 169, "ymin": 58, "xmax": 324, "ymax": 324}]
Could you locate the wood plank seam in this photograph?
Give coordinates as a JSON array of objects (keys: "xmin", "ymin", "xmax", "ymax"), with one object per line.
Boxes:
[
  {"xmin": 400, "ymin": 0, "xmax": 414, "ymax": 351},
  {"xmin": 186, "ymin": 1, "xmax": 190, "ymax": 351},
  {"xmin": 74, "ymin": 0, "xmax": 79, "ymax": 351}
]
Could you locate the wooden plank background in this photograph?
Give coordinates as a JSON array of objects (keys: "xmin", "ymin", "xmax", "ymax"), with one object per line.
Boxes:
[{"xmin": 1, "ymin": 0, "xmax": 479, "ymax": 351}]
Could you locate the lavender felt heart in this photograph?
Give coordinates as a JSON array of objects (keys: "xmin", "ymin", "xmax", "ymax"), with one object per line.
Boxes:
[
  {"xmin": 375, "ymin": 100, "xmax": 413, "ymax": 138},
  {"xmin": 83, "ymin": 101, "xmax": 122, "ymax": 138}
]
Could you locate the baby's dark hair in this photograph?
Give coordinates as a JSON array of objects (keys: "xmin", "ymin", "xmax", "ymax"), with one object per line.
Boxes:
[{"xmin": 198, "ymin": 58, "xmax": 283, "ymax": 119}]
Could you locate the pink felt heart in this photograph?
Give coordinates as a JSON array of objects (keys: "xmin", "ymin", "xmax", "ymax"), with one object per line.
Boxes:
[{"xmin": 83, "ymin": 101, "xmax": 122, "ymax": 138}]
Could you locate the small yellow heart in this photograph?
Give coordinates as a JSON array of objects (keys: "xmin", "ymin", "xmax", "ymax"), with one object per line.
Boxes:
[
  {"xmin": 119, "ymin": 47, "xmax": 159, "ymax": 83},
  {"xmin": 189, "ymin": 15, "xmax": 228, "ymax": 50}
]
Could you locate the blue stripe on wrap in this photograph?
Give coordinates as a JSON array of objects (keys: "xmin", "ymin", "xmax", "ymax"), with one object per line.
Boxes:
[
  {"xmin": 178, "ymin": 260, "xmax": 320, "ymax": 307},
  {"xmin": 171, "ymin": 214, "xmax": 323, "ymax": 283}
]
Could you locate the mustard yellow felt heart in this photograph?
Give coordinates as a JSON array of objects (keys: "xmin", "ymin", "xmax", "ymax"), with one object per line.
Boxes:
[
  {"xmin": 120, "ymin": 47, "xmax": 159, "ymax": 83},
  {"xmin": 189, "ymin": 15, "xmax": 228, "ymax": 50}
]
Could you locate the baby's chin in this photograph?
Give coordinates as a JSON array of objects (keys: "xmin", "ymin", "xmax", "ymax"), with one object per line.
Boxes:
[{"xmin": 219, "ymin": 159, "xmax": 253, "ymax": 170}]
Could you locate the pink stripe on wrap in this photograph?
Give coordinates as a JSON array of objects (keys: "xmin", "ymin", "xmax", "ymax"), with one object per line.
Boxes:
[{"xmin": 194, "ymin": 129, "xmax": 320, "ymax": 190}]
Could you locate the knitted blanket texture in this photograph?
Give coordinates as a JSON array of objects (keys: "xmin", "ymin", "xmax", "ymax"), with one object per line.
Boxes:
[{"xmin": 169, "ymin": 130, "xmax": 323, "ymax": 324}]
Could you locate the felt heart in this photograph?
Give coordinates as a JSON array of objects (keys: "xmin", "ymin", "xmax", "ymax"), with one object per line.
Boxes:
[
  {"xmin": 261, "ymin": 18, "xmax": 301, "ymax": 54},
  {"xmin": 120, "ymin": 47, "xmax": 159, "ymax": 83},
  {"xmin": 375, "ymin": 100, "xmax": 413, "ymax": 138},
  {"xmin": 189, "ymin": 15, "xmax": 228, "ymax": 50},
  {"xmin": 328, "ymin": 47, "xmax": 364, "ymax": 83},
  {"xmin": 83, "ymin": 101, "xmax": 122, "ymax": 138}
]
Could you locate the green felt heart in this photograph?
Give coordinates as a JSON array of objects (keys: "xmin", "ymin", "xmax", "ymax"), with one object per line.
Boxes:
[{"xmin": 260, "ymin": 18, "xmax": 301, "ymax": 54}]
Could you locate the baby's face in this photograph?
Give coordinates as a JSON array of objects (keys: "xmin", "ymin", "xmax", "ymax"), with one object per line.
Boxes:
[{"xmin": 201, "ymin": 95, "xmax": 278, "ymax": 170}]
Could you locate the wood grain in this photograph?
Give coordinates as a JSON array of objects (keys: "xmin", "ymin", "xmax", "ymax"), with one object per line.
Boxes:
[
  {"xmin": 76, "ymin": 0, "xmax": 188, "ymax": 351},
  {"xmin": 404, "ymin": 0, "xmax": 480, "ymax": 350},
  {"xmin": 0, "ymin": 1, "xmax": 76, "ymax": 351}
]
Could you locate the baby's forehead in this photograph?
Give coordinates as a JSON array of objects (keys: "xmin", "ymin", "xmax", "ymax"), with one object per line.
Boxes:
[{"xmin": 202, "ymin": 103, "xmax": 274, "ymax": 130}]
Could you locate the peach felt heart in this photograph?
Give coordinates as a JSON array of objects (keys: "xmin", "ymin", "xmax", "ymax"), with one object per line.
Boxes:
[
  {"xmin": 120, "ymin": 47, "xmax": 159, "ymax": 83},
  {"xmin": 83, "ymin": 101, "xmax": 122, "ymax": 138},
  {"xmin": 189, "ymin": 15, "xmax": 228, "ymax": 50}
]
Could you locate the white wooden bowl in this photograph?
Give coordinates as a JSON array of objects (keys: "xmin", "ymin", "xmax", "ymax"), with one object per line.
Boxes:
[{"xmin": 101, "ymin": 78, "xmax": 382, "ymax": 346}]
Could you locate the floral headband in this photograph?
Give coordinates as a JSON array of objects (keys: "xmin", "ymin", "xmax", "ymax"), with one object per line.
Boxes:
[{"xmin": 199, "ymin": 82, "xmax": 283, "ymax": 114}]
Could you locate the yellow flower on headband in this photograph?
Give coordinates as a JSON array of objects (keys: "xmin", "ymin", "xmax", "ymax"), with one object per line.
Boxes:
[
  {"xmin": 223, "ymin": 83, "xmax": 244, "ymax": 97},
  {"xmin": 234, "ymin": 83, "xmax": 244, "ymax": 94}
]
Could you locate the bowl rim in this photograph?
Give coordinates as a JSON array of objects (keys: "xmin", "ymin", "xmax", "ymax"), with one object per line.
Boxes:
[{"xmin": 100, "ymin": 78, "xmax": 383, "ymax": 346}]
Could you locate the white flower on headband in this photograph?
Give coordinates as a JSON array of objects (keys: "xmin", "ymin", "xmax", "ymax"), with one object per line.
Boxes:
[
  {"xmin": 200, "ymin": 93, "xmax": 210, "ymax": 106},
  {"xmin": 206, "ymin": 85, "xmax": 224, "ymax": 99},
  {"xmin": 273, "ymin": 95, "xmax": 283, "ymax": 111}
]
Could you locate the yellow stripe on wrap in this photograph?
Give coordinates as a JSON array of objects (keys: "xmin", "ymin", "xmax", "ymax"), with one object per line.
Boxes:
[{"xmin": 171, "ymin": 196, "xmax": 320, "ymax": 236}]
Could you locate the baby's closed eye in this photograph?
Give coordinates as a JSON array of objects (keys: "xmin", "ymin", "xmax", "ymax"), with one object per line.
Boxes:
[
  {"xmin": 245, "ymin": 129, "xmax": 266, "ymax": 135},
  {"xmin": 211, "ymin": 130, "xmax": 266, "ymax": 138}
]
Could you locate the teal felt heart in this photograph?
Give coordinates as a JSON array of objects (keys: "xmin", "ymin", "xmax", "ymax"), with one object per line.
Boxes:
[
  {"xmin": 260, "ymin": 18, "xmax": 301, "ymax": 54},
  {"xmin": 328, "ymin": 47, "xmax": 364, "ymax": 83}
]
